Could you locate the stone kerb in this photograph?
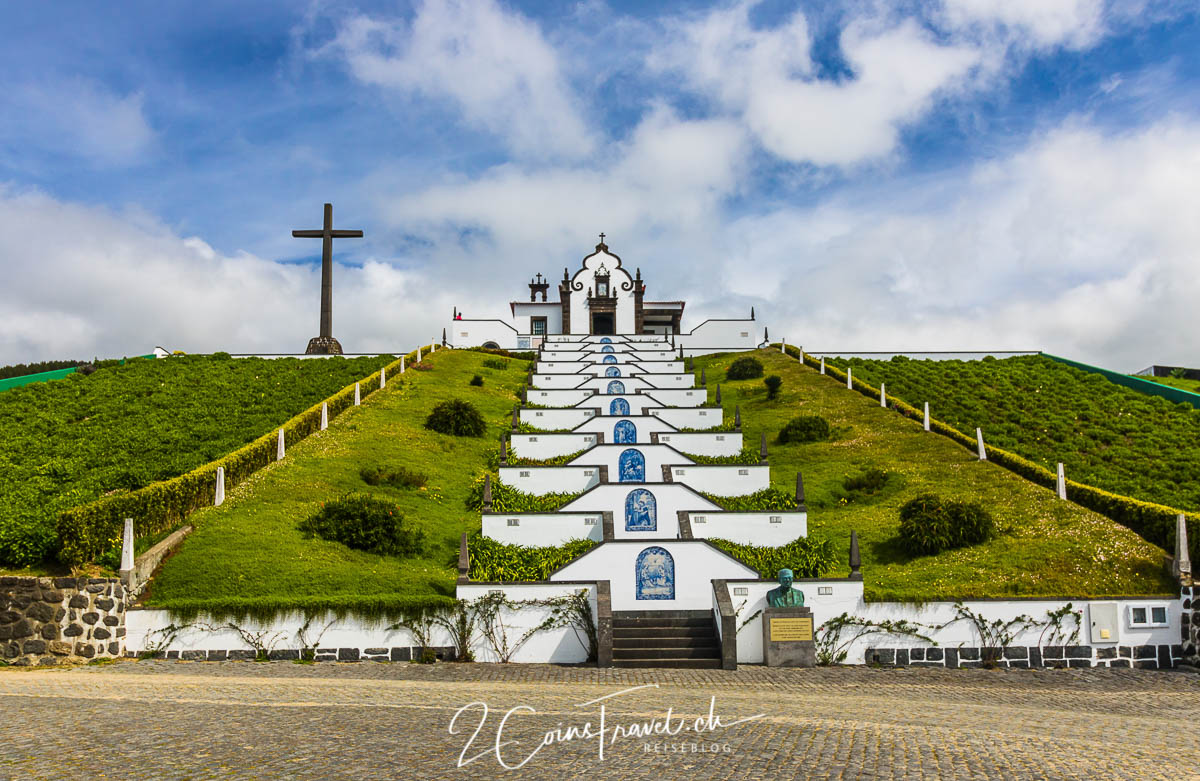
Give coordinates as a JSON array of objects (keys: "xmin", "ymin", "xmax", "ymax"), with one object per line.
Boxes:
[
  {"xmin": 1, "ymin": 576, "xmax": 125, "ymax": 665},
  {"xmin": 865, "ymin": 642, "xmax": 1183, "ymax": 670}
]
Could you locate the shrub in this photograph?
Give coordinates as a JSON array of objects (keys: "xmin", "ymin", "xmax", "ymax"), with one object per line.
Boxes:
[
  {"xmin": 897, "ymin": 493, "xmax": 996, "ymax": 556},
  {"xmin": 726, "ymin": 356, "xmax": 764, "ymax": 380},
  {"xmin": 843, "ymin": 468, "xmax": 889, "ymax": 495},
  {"xmin": 465, "ymin": 473, "xmax": 581, "ymax": 512},
  {"xmin": 707, "ymin": 536, "xmax": 838, "ymax": 578},
  {"xmin": 764, "ymin": 375, "xmax": 782, "ymax": 399},
  {"xmin": 297, "ymin": 494, "xmax": 425, "ymax": 557},
  {"xmin": 360, "ymin": 465, "xmax": 427, "ymax": 489},
  {"xmin": 425, "ymin": 399, "xmax": 487, "ymax": 437},
  {"xmin": 469, "ymin": 375, "xmax": 484, "ymax": 387},
  {"xmin": 777, "ymin": 415, "xmax": 831, "ymax": 444},
  {"xmin": 467, "ymin": 532, "xmax": 598, "ymax": 580},
  {"xmin": 703, "ymin": 487, "xmax": 796, "ymax": 512},
  {"xmin": 481, "ymin": 358, "xmax": 508, "ymax": 371}
]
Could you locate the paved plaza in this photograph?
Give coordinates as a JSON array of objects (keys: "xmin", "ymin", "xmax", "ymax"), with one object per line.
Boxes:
[{"xmin": 2, "ymin": 661, "xmax": 1199, "ymax": 780}]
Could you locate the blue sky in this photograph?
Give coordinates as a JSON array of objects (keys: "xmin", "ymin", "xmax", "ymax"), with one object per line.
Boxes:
[{"xmin": 1, "ymin": 0, "xmax": 1198, "ymax": 367}]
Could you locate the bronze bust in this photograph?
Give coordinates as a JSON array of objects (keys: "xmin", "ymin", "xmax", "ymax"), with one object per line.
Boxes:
[{"xmin": 767, "ymin": 568, "xmax": 805, "ymax": 607}]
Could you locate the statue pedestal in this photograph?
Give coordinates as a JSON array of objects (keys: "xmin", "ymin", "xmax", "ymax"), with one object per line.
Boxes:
[
  {"xmin": 762, "ymin": 606, "xmax": 816, "ymax": 667},
  {"xmin": 305, "ymin": 336, "xmax": 344, "ymax": 355}
]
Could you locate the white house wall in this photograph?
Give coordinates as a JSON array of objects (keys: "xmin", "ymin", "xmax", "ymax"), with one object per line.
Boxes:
[
  {"xmin": 654, "ymin": 431, "xmax": 743, "ymax": 457},
  {"xmin": 677, "ymin": 320, "xmax": 760, "ymax": 353},
  {"xmin": 510, "ymin": 433, "xmax": 600, "ymax": 459},
  {"xmin": 498, "ymin": 465, "xmax": 603, "ymax": 495},
  {"xmin": 688, "ymin": 511, "xmax": 807, "ymax": 545},
  {"xmin": 669, "ymin": 464, "xmax": 770, "ymax": 496},
  {"xmin": 552, "ymin": 542, "xmax": 757, "ymax": 611},
  {"xmin": 650, "ymin": 407, "xmax": 722, "ymax": 430},
  {"xmin": 521, "ymin": 408, "xmax": 597, "ymax": 429},
  {"xmin": 449, "ymin": 320, "xmax": 519, "ymax": 350},
  {"xmin": 482, "ymin": 513, "xmax": 604, "ymax": 545},
  {"xmin": 644, "ymin": 389, "xmax": 709, "ymax": 407},
  {"xmin": 528, "ymin": 389, "xmax": 595, "ymax": 407}
]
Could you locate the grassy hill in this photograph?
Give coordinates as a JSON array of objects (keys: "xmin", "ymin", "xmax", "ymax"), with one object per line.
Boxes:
[
  {"xmin": 825, "ymin": 354, "xmax": 1200, "ymax": 514},
  {"xmin": 695, "ymin": 350, "xmax": 1173, "ymax": 601},
  {"xmin": 0, "ymin": 354, "xmax": 394, "ymax": 569},
  {"xmin": 144, "ymin": 349, "xmax": 524, "ymax": 617},
  {"xmin": 144, "ymin": 347, "xmax": 1172, "ymax": 616}
]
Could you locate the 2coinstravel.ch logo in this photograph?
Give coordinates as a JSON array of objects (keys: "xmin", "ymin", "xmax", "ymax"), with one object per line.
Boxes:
[{"xmin": 449, "ymin": 684, "xmax": 763, "ymax": 770}]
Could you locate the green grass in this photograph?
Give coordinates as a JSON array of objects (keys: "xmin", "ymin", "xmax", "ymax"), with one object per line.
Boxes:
[
  {"xmin": 145, "ymin": 349, "xmax": 519, "ymax": 615},
  {"xmin": 1137, "ymin": 374, "xmax": 1200, "ymax": 393},
  {"xmin": 696, "ymin": 350, "xmax": 1174, "ymax": 602}
]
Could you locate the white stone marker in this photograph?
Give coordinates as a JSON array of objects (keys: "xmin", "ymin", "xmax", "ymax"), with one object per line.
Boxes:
[
  {"xmin": 976, "ymin": 428, "xmax": 987, "ymax": 460},
  {"xmin": 781, "ymin": 338, "xmax": 786, "ymax": 354},
  {"xmin": 120, "ymin": 518, "xmax": 134, "ymax": 572},
  {"xmin": 1056, "ymin": 462, "xmax": 1067, "ymax": 500},
  {"xmin": 846, "ymin": 367, "xmax": 853, "ymax": 389},
  {"xmin": 215, "ymin": 466, "xmax": 226, "ymax": 506},
  {"xmin": 400, "ymin": 356, "xmax": 405, "ymax": 373},
  {"xmin": 431, "ymin": 342, "xmax": 437, "ymax": 353},
  {"xmin": 354, "ymin": 382, "xmax": 360, "ymax": 406},
  {"xmin": 880, "ymin": 382, "xmax": 887, "ymax": 408},
  {"xmin": 1175, "ymin": 514, "xmax": 1191, "ymax": 581},
  {"xmin": 923, "ymin": 402, "xmax": 930, "ymax": 431},
  {"xmin": 417, "ymin": 346, "xmax": 422, "ymax": 362},
  {"xmin": 380, "ymin": 367, "xmax": 386, "ymax": 389},
  {"xmin": 820, "ymin": 357, "xmax": 825, "ymax": 374},
  {"xmin": 320, "ymin": 402, "xmax": 329, "ymax": 431},
  {"xmin": 276, "ymin": 428, "xmax": 285, "ymax": 461}
]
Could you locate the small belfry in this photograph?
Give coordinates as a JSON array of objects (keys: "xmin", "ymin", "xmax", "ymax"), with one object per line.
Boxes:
[
  {"xmin": 292, "ymin": 202, "xmax": 363, "ymax": 355},
  {"xmin": 447, "ymin": 234, "xmax": 760, "ymax": 352}
]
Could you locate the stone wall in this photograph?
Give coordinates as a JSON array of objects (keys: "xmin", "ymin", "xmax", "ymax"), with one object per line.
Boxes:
[
  {"xmin": 866, "ymin": 644, "xmax": 1182, "ymax": 669},
  {"xmin": 0, "ymin": 576, "xmax": 125, "ymax": 666},
  {"xmin": 1184, "ymin": 585, "xmax": 1198, "ymax": 661}
]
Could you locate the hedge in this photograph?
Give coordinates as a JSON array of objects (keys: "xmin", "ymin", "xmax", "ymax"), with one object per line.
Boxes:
[
  {"xmin": 775, "ymin": 343, "xmax": 1200, "ymax": 563},
  {"xmin": 54, "ymin": 349, "xmax": 432, "ymax": 566}
]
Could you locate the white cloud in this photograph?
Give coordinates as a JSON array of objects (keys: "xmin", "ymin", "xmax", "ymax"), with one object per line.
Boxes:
[
  {"xmin": 652, "ymin": 5, "xmax": 980, "ymax": 167},
  {"xmin": 322, "ymin": 0, "xmax": 595, "ymax": 160},
  {"xmin": 939, "ymin": 0, "xmax": 1106, "ymax": 50},
  {"xmin": 0, "ymin": 186, "xmax": 460, "ymax": 364},
  {"xmin": 1, "ymin": 79, "xmax": 155, "ymax": 166}
]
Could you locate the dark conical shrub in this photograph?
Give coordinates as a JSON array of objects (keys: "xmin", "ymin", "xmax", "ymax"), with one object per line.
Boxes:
[{"xmin": 726, "ymin": 356, "xmax": 764, "ymax": 380}]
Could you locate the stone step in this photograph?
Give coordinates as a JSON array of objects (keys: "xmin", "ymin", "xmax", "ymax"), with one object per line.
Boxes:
[
  {"xmin": 613, "ymin": 616, "xmax": 712, "ymax": 628},
  {"xmin": 613, "ymin": 658, "xmax": 723, "ymax": 669},
  {"xmin": 612, "ymin": 609, "xmax": 712, "ymax": 620},
  {"xmin": 611, "ymin": 635, "xmax": 717, "ymax": 649},
  {"xmin": 613, "ymin": 645, "xmax": 720, "ymax": 660},
  {"xmin": 613, "ymin": 625, "xmax": 715, "ymax": 640}
]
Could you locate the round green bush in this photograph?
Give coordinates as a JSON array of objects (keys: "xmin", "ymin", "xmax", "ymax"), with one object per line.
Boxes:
[
  {"xmin": 726, "ymin": 356, "xmax": 764, "ymax": 380},
  {"xmin": 777, "ymin": 415, "xmax": 831, "ymax": 444},
  {"xmin": 298, "ymin": 493, "xmax": 425, "ymax": 557},
  {"xmin": 425, "ymin": 399, "xmax": 487, "ymax": 437},
  {"xmin": 764, "ymin": 375, "xmax": 782, "ymax": 399},
  {"xmin": 469, "ymin": 375, "xmax": 484, "ymax": 387},
  {"xmin": 897, "ymin": 493, "xmax": 995, "ymax": 556}
]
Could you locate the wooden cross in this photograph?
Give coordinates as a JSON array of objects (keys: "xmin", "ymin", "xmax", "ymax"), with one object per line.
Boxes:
[{"xmin": 293, "ymin": 203, "xmax": 363, "ymax": 338}]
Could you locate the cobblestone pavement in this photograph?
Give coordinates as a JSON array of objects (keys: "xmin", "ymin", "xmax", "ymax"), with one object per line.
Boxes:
[{"xmin": 3, "ymin": 661, "xmax": 1199, "ymax": 780}]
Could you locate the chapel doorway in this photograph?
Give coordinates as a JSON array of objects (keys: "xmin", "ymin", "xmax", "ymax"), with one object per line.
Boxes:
[{"xmin": 591, "ymin": 312, "xmax": 615, "ymax": 335}]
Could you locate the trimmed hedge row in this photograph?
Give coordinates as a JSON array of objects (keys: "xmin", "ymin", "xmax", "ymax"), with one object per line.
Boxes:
[
  {"xmin": 776, "ymin": 344, "xmax": 1200, "ymax": 562},
  {"xmin": 56, "ymin": 348, "xmax": 432, "ymax": 566}
]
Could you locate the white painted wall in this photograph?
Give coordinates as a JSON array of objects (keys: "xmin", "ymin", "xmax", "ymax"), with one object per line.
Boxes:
[
  {"xmin": 482, "ymin": 512, "xmax": 604, "ymax": 545},
  {"xmin": 677, "ymin": 320, "xmax": 760, "ymax": 353},
  {"xmin": 724, "ymin": 580, "xmax": 864, "ymax": 665},
  {"xmin": 520, "ymin": 408, "xmax": 597, "ymax": 429},
  {"xmin": 687, "ymin": 512, "xmax": 807, "ymax": 545},
  {"xmin": 651, "ymin": 407, "xmax": 723, "ymax": 430},
  {"xmin": 560, "ymin": 483, "xmax": 721, "ymax": 521},
  {"xmin": 531, "ymin": 373, "xmax": 589, "ymax": 389},
  {"xmin": 498, "ymin": 465, "xmax": 604, "ymax": 494},
  {"xmin": 510, "ymin": 432, "xmax": 600, "ymax": 459},
  {"xmin": 639, "ymin": 374, "xmax": 697, "ymax": 389},
  {"xmin": 669, "ymin": 464, "xmax": 770, "ymax": 495},
  {"xmin": 574, "ymin": 415, "xmax": 678, "ymax": 439},
  {"xmin": 655, "ymin": 431, "xmax": 743, "ymax": 456},
  {"xmin": 454, "ymin": 583, "xmax": 598, "ymax": 663},
  {"xmin": 571, "ymin": 376, "xmax": 654, "ymax": 394},
  {"xmin": 575, "ymin": 394, "xmax": 665, "ymax": 416},
  {"xmin": 511, "ymin": 302, "xmax": 563, "ymax": 335},
  {"xmin": 552, "ymin": 541, "xmax": 758, "ymax": 611},
  {"xmin": 528, "ymin": 389, "xmax": 595, "ymax": 407},
  {"xmin": 567, "ymin": 444, "xmax": 695, "ymax": 475},
  {"xmin": 566, "ymin": 249, "xmax": 637, "ymax": 335},
  {"xmin": 448, "ymin": 320, "xmax": 519, "ymax": 349},
  {"xmin": 643, "ymin": 389, "xmax": 709, "ymax": 407}
]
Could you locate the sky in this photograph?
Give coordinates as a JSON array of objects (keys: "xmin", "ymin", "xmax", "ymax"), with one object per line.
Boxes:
[{"xmin": 1, "ymin": 0, "xmax": 1198, "ymax": 370}]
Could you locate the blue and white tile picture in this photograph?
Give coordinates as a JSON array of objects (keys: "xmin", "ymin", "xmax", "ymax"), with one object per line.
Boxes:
[
  {"xmin": 610, "ymin": 398, "xmax": 630, "ymax": 415},
  {"xmin": 636, "ymin": 546, "xmax": 674, "ymax": 600},
  {"xmin": 618, "ymin": 449, "xmax": 645, "ymax": 482},
  {"xmin": 625, "ymin": 488, "xmax": 657, "ymax": 531},
  {"xmin": 602, "ymin": 345, "xmax": 615, "ymax": 353},
  {"xmin": 605, "ymin": 366, "xmax": 621, "ymax": 377},
  {"xmin": 600, "ymin": 337, "xmax": 613, "ymax": 344},
  {"xmin": 602, "ymin": 355, "xmax": 617, "ymax": 364},
  {"xmin": 606, "ymin": 380, "xmax": 625, "ymax": 394},
  {"xmin": 614, "ymin": 420, "xmax": 637, "ymax": 443}
]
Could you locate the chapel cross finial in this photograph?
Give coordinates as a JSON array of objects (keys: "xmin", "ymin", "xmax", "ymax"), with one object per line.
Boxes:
[{"xmin": 598, "ymin": 232, "xmax": 606, "ymax": 244}]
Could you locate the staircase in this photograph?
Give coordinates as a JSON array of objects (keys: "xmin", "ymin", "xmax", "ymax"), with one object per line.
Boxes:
[{"xmin": 612, "ymin": 610, "xmax": 723, "ymax": 668}]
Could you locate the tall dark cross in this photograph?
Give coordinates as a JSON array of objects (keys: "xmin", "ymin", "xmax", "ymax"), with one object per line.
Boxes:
[{"xmin": 293, "ymin": 203, "xmax": 362, "ymax": 354}]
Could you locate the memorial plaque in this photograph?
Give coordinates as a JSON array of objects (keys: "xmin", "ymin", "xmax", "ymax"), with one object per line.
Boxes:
[{"xmin": 769, "ymin": 617, "xmax": 813, "ymax": 642}]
